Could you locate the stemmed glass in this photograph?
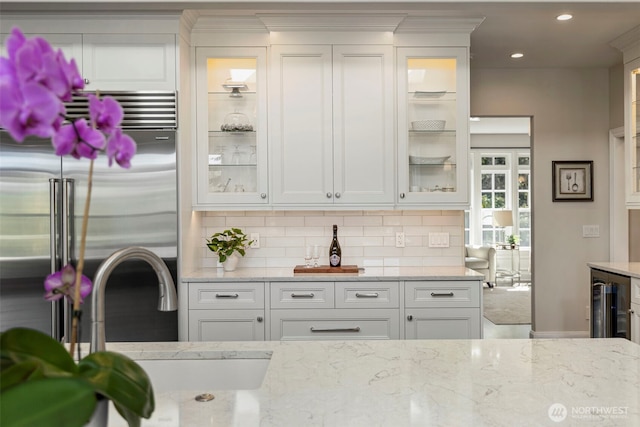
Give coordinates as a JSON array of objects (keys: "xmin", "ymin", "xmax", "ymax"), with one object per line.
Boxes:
[
  {"xmin": 231, "ymin": 145, "xmax": 242, "ymax": 165},
  {"xmin": 304, "ymin": 246, "xmax": 312, "ymax": 268},
  {"xmin": 312, "ymin": 245, "xmax": 320, "ymax": 267}
]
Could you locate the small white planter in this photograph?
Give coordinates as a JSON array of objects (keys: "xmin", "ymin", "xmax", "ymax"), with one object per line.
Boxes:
[{"xmin": 222, "ymin": 254, "xmax": 240, "ymax": 272}]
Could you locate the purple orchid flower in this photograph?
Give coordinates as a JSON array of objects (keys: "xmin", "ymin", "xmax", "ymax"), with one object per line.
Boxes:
[
  {"xmin": 106, "ymin": 128, "xmax": 136, "ymax": 168},
  {"xmin": 44, "ymin": 264, "xmax": 92, "ymax": 304},
  {"xmin": 52, "ymin": 118, "xmax": 106, "ymax": 160},
  {"xmin": 89, "ymin": 94, "xmax": 123, "ymax": 134}
]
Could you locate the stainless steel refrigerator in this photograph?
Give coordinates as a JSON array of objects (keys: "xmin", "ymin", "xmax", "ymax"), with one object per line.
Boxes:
[
  {"xmin": 0, "ymin": 91, "xmax": 179, "ymax": 343},
  {"xmin": 591, "ymin": 268, "xmax": 631, "ymax": 339}
]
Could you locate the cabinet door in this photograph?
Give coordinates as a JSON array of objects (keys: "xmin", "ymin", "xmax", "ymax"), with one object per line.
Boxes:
[
  {"xmin": 397, "ymin": 47, "xmax": 470, "ymax": 208},
  {"xmin": 332, "ymin": 45, "xmax": 394, "ymax": 205},
  {"xmin": 631, "ymin": 302, "xmax": 640, "ymax": 345},
  {"xmin": 1, "ymin": 33, "xmax": 83, "ymax": 70},
  {"xmin": 626, "ymin": 57, "xmax": 640, "ymax": 207},
  {"xmin": 82, "ymin": 34, "xmax": 175, "ymax": 91},
  {"xmin": 270, "ymin": 45, "xmax": 333, "ymax": 205},
  {"xmin": 194, "ymin": 47, "xmax": 268, "ymax": 206},
  {"xmin": 405, "ymin": 308, "xmax": 481, "ymax": 339},
  {"xmin": 189, "ymin": 309, "xmax": 265, "ymax": 341}
]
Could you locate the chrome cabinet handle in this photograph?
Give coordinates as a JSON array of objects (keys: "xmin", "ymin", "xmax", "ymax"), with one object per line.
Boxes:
[
  {"xmin": 261, "ymin": 193, "xmax": 267, "ymax": 199},
  {"xmin": 407, "ymin": 315, "xmax": 413, "ymax": 321},
  {"xmin": 400, "ymin": 193, "xmax": 405, "ymax": 199},
  {"xmin": 629, "ymin": 309, "xmax": 635, "ymax": 315},
  {"xmin": 83, "ymin": 78, "xmax": 90, "ymax": 85},
  {"xmin": 310, "ymin": 326, "xmax": 361, "ymax": 333},
  {"xmin": 431, "ymin": 292, "xmax": 454, "ymax": 297},
  {"xmin": 326, "ymin": 192, "xmax": 332, "ymax": 198},
  {"xmin": 215, "ymin": 293, "xmax": 239, "ymax": 298},
  {"xmin": 257, "ymin": 316, "xmax": 263, "ymax": 322},
  {"xmin": 291, "ymin": 293, "xmax": 315, "ymax": 298},
  {"xmin": 355, "ymin": 292, "xmax": 379, "ymax": 298},
  {"xmin": 334, "ymin": 192, "xmax": 341, "ymax": 198}
]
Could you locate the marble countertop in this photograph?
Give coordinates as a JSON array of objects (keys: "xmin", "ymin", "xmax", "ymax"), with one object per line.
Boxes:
[
  {"xmin": 587, "ymin": 262, "xmax": 640, "ymax": 278},
  {"xmin": 106, "ymin": 338, "xmax": 640, "ymax": 426},
  {"xmin": 182, "ymin": 266, "xmax": 484, "ymax": 282}
]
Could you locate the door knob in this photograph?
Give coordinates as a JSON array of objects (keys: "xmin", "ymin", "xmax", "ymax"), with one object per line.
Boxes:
[
  {"xmin": 400, "ymin": 193, "xmax": 405, "ymax": 199},
  {"xmin": 407, "ymin": 315, "xmax": 413, "ymax": 321},
  {"xmin": 335, "ymin": 192, "xmax": 341, "ymax": 198},
  {"xmin": 326, "ymin": 192, "xmax": 332, "ymax": 198},
  {"xmin": 257, "ymin": 316, "xmax": 263, "ymax": 322}
]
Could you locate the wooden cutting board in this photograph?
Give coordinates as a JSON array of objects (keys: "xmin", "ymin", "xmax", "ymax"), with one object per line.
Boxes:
[{"xmin": 293, "ymin": 265, "xmax": 359, "ymax": 274}]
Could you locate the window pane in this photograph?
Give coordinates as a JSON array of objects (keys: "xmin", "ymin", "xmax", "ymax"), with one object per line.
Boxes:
[
  {"xmin": 495, "ymin": 192, "xmax": 506, "ymax": 208},
  {"xmin": 464, "ymin": 212, "xmax": 469, "ymax": 228},
  {"xmin": 495, "ymin": 156, "xmax": 506, "ymax": 165},
  {"xmin": 464, "ymin": 230, "xmax": 469, "ymax": 245},
  {"xmin": 495, "ymin": 228, "xmax": 506, "ymax": 243},
  {"xmin": 482, "ymin": 157, "xmax": 493, "ymax": 165},
  {"xmin": 518, "ymin": 174, "xmax": 529, "ymax": 190},
  {"xmin": 519, "ymin": 230, "xmax": 530, "ymax": 247},
  {"xmin": 481, "ymin": 174, "xmax": 492, "ymax": 190},
  {"xmin": 482, "ymin": 230, "xmax": 493, "ymax": 246},
  {"xmin": 519, "ymin": 212, "xmax": 530, "ymax": 228},
  {"xmin": 482, "ymin": 192, "xmax": 492, "ymax": 208},
  {"xmin": 519, "ymin": 192, "xmax": 529, "ymax": 208},
  {"xmin": 518, "ymin": 156, "xmax": 530, "ymax": 166},
  {"xmin": 495, "ymin": 174, "xmax": 506, "ymax": 190}
]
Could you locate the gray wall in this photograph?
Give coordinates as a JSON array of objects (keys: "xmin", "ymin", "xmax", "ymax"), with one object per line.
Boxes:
[{"xmin": 471, "ymin": 68, "xmax": 611, "ymax": 335}]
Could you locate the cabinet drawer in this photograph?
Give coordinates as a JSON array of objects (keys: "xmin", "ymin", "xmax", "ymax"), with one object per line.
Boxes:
[
  {"xmin": 189, "ymin": 282, "xmax": 265, "ymax": 310},
  {"xmin": 189, "ymin": 309, "xmax": 265, "ymax": 341},
  {"xmin": 632, "ymin": 278, "xmax": 640, "ymax": 305},
  {"xmin": 335, "ymin": 281, "xmax": 399, "ymax": 308},
  {"xmin": 270, "ymin": 282, "xmax": 334, "ymax": 309},
  {"xmin": 405, "ymin": 281, "xmax": 480, "ymax": 308},
  {"xmin": 271, "ymin": 309, "xmax": 399, "ymax": 340},
  {"xmin": 404, "ymin": 308, "xmax": 481, "ymax": 339}
]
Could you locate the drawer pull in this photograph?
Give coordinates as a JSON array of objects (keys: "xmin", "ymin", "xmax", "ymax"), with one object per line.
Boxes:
[
  {"xmin": 291, "ymin": 292, "xmax": 315, "ymax": 298},
  {"xmin": 355, "ymin": 292, "xmax": 379, "ymax": 298},
  {"xmin": 431, "ymin": 292, "xmax": 454, "ymax": 297},
  {"xmin": 310, "ymin": 326, "xmax": 361, "ymax": 333},
  {"xmin": 215, "ymin": 293, "xmax": 239, "ymax": 298}
]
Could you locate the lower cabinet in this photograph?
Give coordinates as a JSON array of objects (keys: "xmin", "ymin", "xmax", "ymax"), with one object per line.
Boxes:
[
  {"xmin": 631, "ymin": 302, "xmax": 640, "ymax": 345},
  {"xmin": 185, "ymin": 278, "xmax": 482, "ymax": 341}
]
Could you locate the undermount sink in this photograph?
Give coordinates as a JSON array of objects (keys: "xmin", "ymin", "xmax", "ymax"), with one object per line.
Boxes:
[{"xmin": 136, "ymin": 357, "xmax": 271, "ymax": 392}]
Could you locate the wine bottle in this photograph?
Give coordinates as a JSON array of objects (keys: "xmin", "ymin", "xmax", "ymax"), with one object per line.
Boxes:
[{"xmin": 329, "ymin": 224, "xmax": 341, "ymax": 267}]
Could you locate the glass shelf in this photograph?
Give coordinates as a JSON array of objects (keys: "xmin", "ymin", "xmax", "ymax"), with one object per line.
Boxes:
[
  {"xmin": 409, "ymin": 163, "xmax": 457, "ymax": 167},
  {"xmin": 209, "ymin": 163, "xmax": 257, "ymax": 168},
  {"xmin": 409, "ymin": 130, "xmax": 456, "ymax": 134}
]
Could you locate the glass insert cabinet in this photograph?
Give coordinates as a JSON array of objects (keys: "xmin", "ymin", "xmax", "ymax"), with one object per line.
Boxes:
[
  {"xmin": 195, "ymin": 47, "xmax": 268, "ymax": 206},
  {"xmin": 629, "ymin": 58, "xmax": 640, "ymax": 206},
  {"xmin": 397, "ymin": 47, "xmax": 470, "ymax": 207}
]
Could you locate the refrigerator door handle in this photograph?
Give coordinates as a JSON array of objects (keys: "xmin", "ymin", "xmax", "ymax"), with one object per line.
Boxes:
[
  {"xmin": 49, "ymin": 178, "xmax": 64, "ymax": 340},
  {"xmin": 61, "ymin": 178, "xmax": 75, "ymax": 267}
]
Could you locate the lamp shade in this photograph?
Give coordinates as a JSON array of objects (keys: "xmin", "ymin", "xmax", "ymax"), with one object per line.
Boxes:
[{"xmin": 493, "ymin": 210, "xmax": 513, "ymax": 227}]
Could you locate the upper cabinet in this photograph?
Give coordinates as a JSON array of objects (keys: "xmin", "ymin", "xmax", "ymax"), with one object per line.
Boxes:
[
  {"xmin": 613, "ymin": 26, "xmax": 640, "ymax": 208},
  {"xmin": 82, "ymin": 34, "xmax": 176, "ymax": 91},
  {"xmin": 396, "ymin": 47, "xmax": 470, "ymax": 208},
  {"xmin": 270, "ymin": 44, "xmax": 394, "ymax": 207},
  {"xmin": 194, "ymin": 47, "xmax": 269, "ymax": 207}
]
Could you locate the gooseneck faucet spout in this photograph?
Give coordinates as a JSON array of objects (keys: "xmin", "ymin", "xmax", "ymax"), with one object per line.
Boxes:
[{"xmin": 90, "ymin": 246, "xmax": 178, "ymax": 353}]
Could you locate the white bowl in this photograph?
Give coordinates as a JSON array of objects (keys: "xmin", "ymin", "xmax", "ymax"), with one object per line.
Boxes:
[{"xmin": 411, "ymin": 120, "xmax": 446, "ymax": 131}]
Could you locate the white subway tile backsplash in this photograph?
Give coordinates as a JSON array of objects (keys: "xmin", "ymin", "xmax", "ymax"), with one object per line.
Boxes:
[{"xmin": 194, "ymin": 210, "xmax": 464, "ymax": 269}]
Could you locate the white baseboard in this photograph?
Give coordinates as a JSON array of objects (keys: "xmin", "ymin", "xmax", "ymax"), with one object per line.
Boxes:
[{"xmin": 530, "ymin": 330, "xmax": 590, "ymax": 339}]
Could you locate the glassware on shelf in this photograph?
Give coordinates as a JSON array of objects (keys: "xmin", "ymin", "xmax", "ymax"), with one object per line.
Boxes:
[
  {"xmin": 230, "ymin": 145, "xmax": 242, "ymax": 165},
  {"xmin": 249, "ymin": 145, "xmax": 257, "ymax": 164},
  {"xmin": 221, "ymin": 110, "xmax": 253, "ymax": 132}
]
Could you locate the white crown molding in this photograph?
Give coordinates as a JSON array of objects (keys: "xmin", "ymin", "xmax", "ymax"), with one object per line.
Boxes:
[
  {"xmin": 192, "ymin": 15, "xmax": 268, "ymax": 33},
  {"xmin": 257, "ymin": 13, "xmax": 406, "ymax": 32},
  {"xmin": 395, "ymin": 16, "xmax": 485, "ymax": 34},
  {"xmin": 610, "ymin": 24, "xmax": 640, "ymax": 62}
]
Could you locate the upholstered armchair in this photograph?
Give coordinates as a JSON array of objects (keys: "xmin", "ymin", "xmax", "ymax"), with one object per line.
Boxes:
[{"xmin": 465, "ymin": 245, "xmax": 497, "ymax": 287}]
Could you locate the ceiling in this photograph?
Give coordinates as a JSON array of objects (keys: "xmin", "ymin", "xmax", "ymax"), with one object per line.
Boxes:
[{"xmin": 1, "ymin": 1, "xmax": 639, "ymax": 69}]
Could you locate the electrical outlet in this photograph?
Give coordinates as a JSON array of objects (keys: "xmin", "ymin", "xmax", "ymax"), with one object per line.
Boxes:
[
  {"xmin": 428, "ymin": 232, "xmax": 450, "ymax": 248},
  {"xmin": 250, "ymin": 233, "xmax": 260, "ymax": 248},
  {"xmin": 582, "ymin": 225, "xmax": 600, "ymax": 238},
  {"xmin": 395, "ymin": 232, "xmax": 405, "ymax": 248}
]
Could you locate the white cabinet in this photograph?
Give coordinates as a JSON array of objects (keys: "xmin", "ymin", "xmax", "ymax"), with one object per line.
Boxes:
[
  {"xmin": 396, "ymin": 47, "xmax": 470, "ymax": 208},
  {"xmin": 1, "ymin": 32, "xmax": 176, "ymax": 92},
  {"xmin": 188, "ymin": 282, "xmax": 265, "ymax": 341},
  {"xmin": 632, "ymin": 278, "xmax": 640, "ymax": 344},
  {"xmin": 194, "ymin": 47, "xmax": 269, "ymax": 207},
  {"xmin": 270, "ymin": 44, "xmax": 394, "ymax": 207},
  {"xmin": 270, "ymin": 281, "xmax": 400, "ymax": 340},
  {"xmin": 404, "ymin": 281, "xmax": 482, "ymax": 339},
  {"xmin": 625, "ymin": 56, "xmax": 640, "ymax": 208}
]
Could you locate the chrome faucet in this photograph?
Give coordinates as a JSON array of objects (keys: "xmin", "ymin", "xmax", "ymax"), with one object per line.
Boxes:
[{"xmin": 90, "ymin": 246, "xmax": 178, "ymax": 353}]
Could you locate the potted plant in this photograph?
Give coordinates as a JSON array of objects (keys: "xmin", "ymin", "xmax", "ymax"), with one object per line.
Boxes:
[
  {"xmin": 507, "ymin": 234, "xmax": 519, "ymax": 249},
  {"xmin": 0, "ymin": 28, "xmax": 152, "ymax": 427},
  {"xmin": 206, "ymin": 228, "xmax": 253, "ymax": 271}
]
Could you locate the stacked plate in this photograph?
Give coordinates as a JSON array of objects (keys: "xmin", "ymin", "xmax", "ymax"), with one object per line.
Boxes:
[{"xmin": 411, "ymin": 120, "xmax": 446, "ymax": 131}]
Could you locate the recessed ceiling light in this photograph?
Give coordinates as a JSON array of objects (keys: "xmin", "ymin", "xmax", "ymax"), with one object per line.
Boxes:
[
  {"xmin": 556, "ymin": 14, "xmax": 573, "ymax": 21},
  {"xmin": 510, "ymin": 52, "xmax": 524, "ymax": 59}
]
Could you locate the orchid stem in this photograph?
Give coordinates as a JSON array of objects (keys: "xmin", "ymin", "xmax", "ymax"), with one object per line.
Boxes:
[{"xmin": 69, "ymin": 159, "xmax": 94, "ymax": 356}]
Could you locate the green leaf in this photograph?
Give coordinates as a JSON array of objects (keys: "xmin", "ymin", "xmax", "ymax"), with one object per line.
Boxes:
[
  {"xmin": 78, "ymin": 351, "xmax": 154, "ymax": 419},
  {"xmin": 0, "ymin": 360, "xmax": 46, "ymax": 392},
  {"xmin": 0, "ymin": 328, "xmax": 77, "ymax": 376},
  {"xmin": 0, "ymin": 378, "xmax": 96, "ymax": 427}
]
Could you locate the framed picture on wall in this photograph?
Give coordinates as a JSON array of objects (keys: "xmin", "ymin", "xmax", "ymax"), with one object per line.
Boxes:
[{"xmin": 552, "ymin": 160, "xmax": 593, "ymax": 201}]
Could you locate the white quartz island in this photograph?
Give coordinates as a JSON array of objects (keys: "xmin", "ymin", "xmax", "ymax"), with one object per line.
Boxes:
[{"xmin": 107, "ymin": 338, "xmax": 640, "ymax": 426}]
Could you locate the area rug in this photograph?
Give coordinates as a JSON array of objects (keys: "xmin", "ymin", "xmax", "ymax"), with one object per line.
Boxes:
[{"xmin": 483, "ymin": 285, "xmax": 531, "ymax": 325}]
